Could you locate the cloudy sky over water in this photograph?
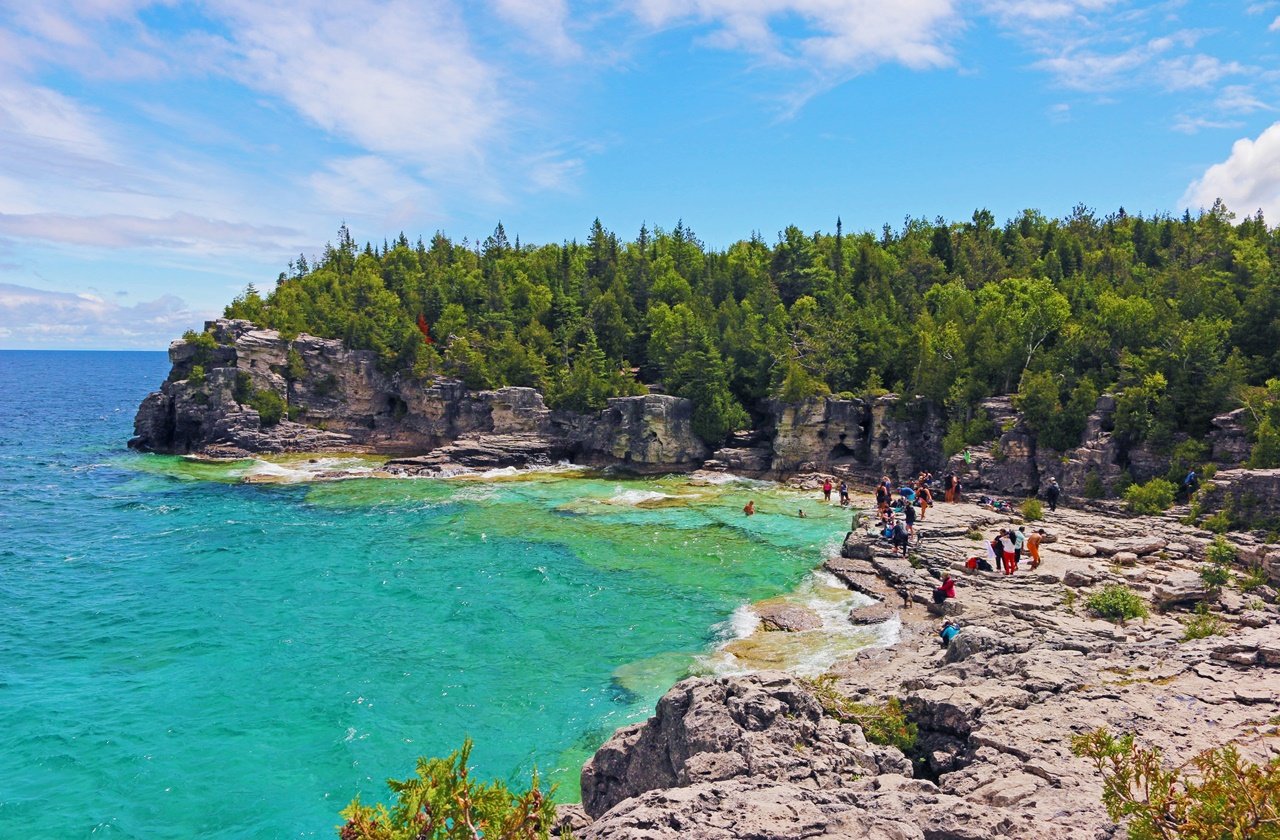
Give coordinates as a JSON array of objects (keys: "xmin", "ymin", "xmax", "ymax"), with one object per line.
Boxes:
[{"xmin": 2, "ymin": 0, "xmax": 1279, "ymax": 348}]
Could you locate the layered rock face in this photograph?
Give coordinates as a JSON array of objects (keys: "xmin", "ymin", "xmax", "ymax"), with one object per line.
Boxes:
[
  {"xmin": 133, "ymin": 320, "xmax": 1256, "ymax": 500},
  {"xmin": 130, "ymin": 320, "xmax": 708, "ymax": 472}
]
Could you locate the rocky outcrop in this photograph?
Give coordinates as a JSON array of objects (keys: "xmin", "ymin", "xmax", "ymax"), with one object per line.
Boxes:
[
  {"xmin": 1198, "ymin": 468, "xmax": 1280, "ymax": 534},
  {"xmin": 568, "ymin": 496, "xmax": 1280, "ymax": 840},
  {"xmin": 130, "ymin": 320, "xmax": 707, "ymax": 473}
]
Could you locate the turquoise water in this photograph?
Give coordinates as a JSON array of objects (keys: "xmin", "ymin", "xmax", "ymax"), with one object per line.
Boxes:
[{"xmin": 0, "ymin": 351, "xmax": 856, "ymax": 838}]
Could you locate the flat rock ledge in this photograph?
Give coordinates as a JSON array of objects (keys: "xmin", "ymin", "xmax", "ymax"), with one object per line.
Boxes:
[
  {"xmin": 753, "ymin": 601, "xmax": 823, "ymax": 632},
  {"xmin": 560, "ymin": 498, "xmax": 1280, "ymax": 839}
]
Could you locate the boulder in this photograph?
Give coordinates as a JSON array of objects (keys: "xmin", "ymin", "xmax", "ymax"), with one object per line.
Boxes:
[
  {"xmin": 848, "ymin": 603, "xmax": 897, "ymax": 625},
  {"xmin": 754, "ymin": 602, "xmax": 822, "ymax": 632},
  {"xmin": 580, "ymin": 673, "xmax": 887, "ymax": 819},
  {"xmin": 1151, "ymin": 573, "xmax": 1213, "ymax": 610}
]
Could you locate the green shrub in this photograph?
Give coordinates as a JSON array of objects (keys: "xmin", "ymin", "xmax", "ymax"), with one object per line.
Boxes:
[
  {"xmin": 1242, "ymin": 566, "xmax": 1270, "ymax": 592},
  {"xmin": 1124, "ymin": 478, "xmax": 1176, "ymax": 515},
  {"xmin": 1021, "ymin": 499, "xmax": 1043, "ymax": 521},
  {"xmin": 1205, "ymin": 535, "xmax": 1237, "ymax": 566},
  {"xmin": 188, "ymin": 364, "xmax": 205, "ymax": 386},
  {"xmin": 285, "ymin": 348, "xmax": 307, "ymax": 381},
  {"xmin": 1114, "ymin": 470, "xmax": 1135, "ymax": 496},
  {"xmin": 1180, "ymin": 607, "xmax": 1225, "ymax": 641},
  {"xmin": 1085, "ymin": 584, "xmax": 1149, "ymax": 623},
  {"xmin": 234, "ymin": 370, "xmax": 254, "ymax": 404},
  {"xmin": 966, "ymin": 529, "xmax": 983, "ymax": 541},
  {"xmin": 337, "ymin": 738, "xmax": 558, "ymax": 840},
  {"xmin": 1083, "ymin": 470, "xmax": 1106, "ymax": 500},
  {"xmin": 804, "ymin": 675, "xmax": 918, "ymax": 752},
  {"xmin": 1198, "ymin": 563, "xmax": 1229, "ymax": 589},
  {"xmin": 182, "ymin": 328, "xmax": 219, "ymax": 367},
  {"xmin": 1071, "ymin": 727, "xmax": 1280, "ymax": 839},
  {"xmin": 1202, "ymin": 509, "xmax": 1232, "ymax": 534},
  {"xmin": 249, "ymin": 389, "xmax": 286, "ymax": 426}
]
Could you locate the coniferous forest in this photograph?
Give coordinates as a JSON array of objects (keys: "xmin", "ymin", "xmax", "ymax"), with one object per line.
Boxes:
[{"xmin": 220, "ymin": 202, "xmax": 1280, "ymax": 462}]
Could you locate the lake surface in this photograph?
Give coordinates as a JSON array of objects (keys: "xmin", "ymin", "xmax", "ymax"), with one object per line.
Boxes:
[{"xmin": 0, "ymin": 350, "xmax": 879, "ymax": 837}]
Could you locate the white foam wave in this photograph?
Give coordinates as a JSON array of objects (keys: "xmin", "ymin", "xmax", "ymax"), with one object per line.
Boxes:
[{"xmin": 605, "ymin": 489, "xmax": 678, "ymax": 506}]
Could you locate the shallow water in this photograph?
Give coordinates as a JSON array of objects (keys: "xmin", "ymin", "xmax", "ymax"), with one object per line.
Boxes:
[{"xmin": 0, "ymin": 351, "xmax": 880, "ymax": 838}]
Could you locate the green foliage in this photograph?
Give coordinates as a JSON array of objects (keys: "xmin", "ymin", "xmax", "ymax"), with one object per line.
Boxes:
[
  {"xmin": 336, "ymin": 739, "xmax": 559, "ymax": 840},
  {"xmin": 182, "ymin": 328, "xmax": 219, "ymax": 368},
  {"xmin": 1205, "ymin": 535, "xmax": 1237, "ymax": 566},
  {"xmin": 1070, "ymin": 727, "xmax": 1280, "ymax": 839},
  {"xmin": 234, "ymin": 371, "xmax": 254, "ymax": 404},
  {"xmin": 1202, "ymin": 508, "xmax": 1233, "ymax": 534},
  {"xmin": 1083, "ymin": 470, "xmax": 1106, "ymax": 500},
  {"xmin": 804, "ymin": 675, "xmax": 918, "ymax": 752},
  {"xmin": 285, "ymin": 348, "xmax": 307, "ymax": 382},
  {"xmin": 1242, "ymin": 565, "xmax": 1270, "ymax": 592},
  {"xmin": 188, "ymin": 364, "xmax": 205, "ymax": 386},
  {"xmin": 966, "ymin": 529, "xmax": 983, "ymax": 541},
  {"xmin": 1020, "ymin": 498, "xmax": 1043, "ymax": 521},
  {"xmin": 250, "ymin": 389, "xmax": 286, "ymax": 426},
  {"xmin": 197, "ymin": 208, "xmax": 1280, "ymax": 448},
  {"xmin": 1198, "ymin": 563, "xmax": 1230, "ymax": 588},
  {"xmin": 1085, "ymin": 584, "xmax": 1150, "ymax": 623},
  {"xmin": 1180, "ymin": 606, "xmax": 1225, "ymax": 642},
  {"xmin": 1124, "ymin": 478, "xmax": 1176, "ymax": 515}
]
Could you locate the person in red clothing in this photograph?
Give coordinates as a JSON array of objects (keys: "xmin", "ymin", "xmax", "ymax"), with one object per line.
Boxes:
[
  {"xmin": 932, "ymin": 574, "xmax": 957, "ymax": 604},
  {"xmin": 822, "ymin": 478, "xmax": 833, "ymax": 502}
]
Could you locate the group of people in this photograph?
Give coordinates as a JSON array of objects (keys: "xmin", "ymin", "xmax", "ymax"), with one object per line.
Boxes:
[
  {"xmin": 962, "ymin": 525, "xmax": 1046, "ymax": 575},
  {"xmin": 821, "ymin": 478, "xmax": 851, "ymax": 506}
]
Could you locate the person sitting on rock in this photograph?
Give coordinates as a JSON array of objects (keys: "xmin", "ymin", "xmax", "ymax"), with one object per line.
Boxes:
[
  {"xmin": 939, "ymin": 619, "xmax": 960, "ymax": 648},
  {"xmin": 932, "ymin": 574, "xmax": 957, "ymax": 604}
]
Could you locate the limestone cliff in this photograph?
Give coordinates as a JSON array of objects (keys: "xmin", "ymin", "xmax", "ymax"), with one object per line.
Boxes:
[
  {"xmin": 132, "ymin": 320, "xmax": 1257, "ymax": 500},
  {"xmin": 129, "ymin": 319, "xmax": 709, "ymax": 472}
]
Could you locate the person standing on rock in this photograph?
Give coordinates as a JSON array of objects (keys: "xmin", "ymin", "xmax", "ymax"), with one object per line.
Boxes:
[
  {"xmin": 822, "ymin": 478, "xmax": 833, "ymax": 502},
  {"xmin": 999, "ymin": 529, "xmax": 1017, "ymax": 575},
  {"xmin": 1045, "ymin": 478, "xmax": 1061, "ymax": 512},
  {"xmin": 944, "ymin": 473, "xmax": 957, "ymax": 503},
  {"xmin": 917, "ymin": 483, "xmax": 933, "ymax": 520},
  {"xmin": 1027, "ymin": 528, "xmax": 1045, "ymax": 569},
  {"xmin": 1012, "ymin": 526, "xmax": 1027, "ymax": 567},
  {"xmin": 892, "ymin": 520, "xmax": 911, "ymax": 555},
  {"xmin": 839, "ymin": 480, "xmax": 849, "ymax": 506}
]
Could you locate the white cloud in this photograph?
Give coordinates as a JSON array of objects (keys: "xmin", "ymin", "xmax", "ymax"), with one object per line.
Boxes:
[
  {"xmin": 1172, "ymin": 114, "xmax": 1243, "ymax": 134},
  {"xmin": 1270, "ymin": 15, "xmax": 1280, "ymax": 31},
  {"xmin": 1216, "ymin": 85, "xmax": 1272, "ymax": 114},
  {"xmin": 630, "ymin": 0, "xmax": 959, "ymax": 74},
  {"xmin": 306, "ymin": 156, "xmax": 438, "ymax": 230},
  {"xmin": 1181, "ymin": 121, "xmax": 1280, "ymax": 219},
  {"xmin": 207, "ymin": 0, "xmax": 505, "ymax": 179},
  {"xmin": 0, "ymin": 281, "xmax": 208, "ymax": 348},
  {"xmin": 1157, "ymin": 54, "xmax": 1245, "ymax": 91},
  {"xmin": 491, "ymin": 0, "xmax": 581, "ymax": 59},
  {"xmin": 0, "ymin": 211, "xmax": 300, "ymax": 253}
]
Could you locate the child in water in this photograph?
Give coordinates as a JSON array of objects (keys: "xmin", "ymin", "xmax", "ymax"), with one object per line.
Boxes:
[{"xmin": 743, "ymin": 500, "xmax": 755, "ymax": 516}]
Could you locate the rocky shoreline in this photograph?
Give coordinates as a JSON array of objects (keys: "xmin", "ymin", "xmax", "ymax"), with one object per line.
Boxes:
[
  {"xmin": 130, "ymin": 320, "xmax": 1280, "ymax": 837},
  {"xmin": 555, "ymin": 493, "xmax": 1280, "ymax": 839}
]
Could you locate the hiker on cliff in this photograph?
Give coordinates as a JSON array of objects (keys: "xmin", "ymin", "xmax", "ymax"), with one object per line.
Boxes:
[
  {"xmin": 932, "ymin": 574, "xmax": 956, "ymax": 604},
  {"xmin": 822, "ymin": 478, "xmax": 833, "ymax": 502},
  {"xmin": 1181, "ymin": 469, "xmax": 1199, "ymax": 501},
  {"xmin": 1045, "ymin": 478, "xmax": 1061, "ymax": 511},
  {"xmin": 743, "ymin": 500, "xmax": 755, "ymax": 516},
  {"xmin": 1027, "ymin": 528, "xmax": 1046, "ymax": 569}
]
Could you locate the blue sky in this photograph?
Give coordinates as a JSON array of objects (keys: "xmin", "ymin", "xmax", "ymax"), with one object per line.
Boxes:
[{"xmin": 2, "ymin": 0, "xmax": 1279, "ymax": 348}]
